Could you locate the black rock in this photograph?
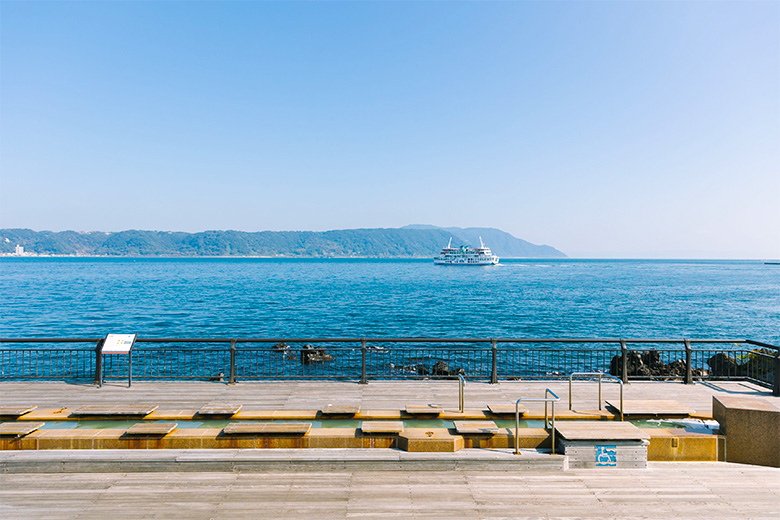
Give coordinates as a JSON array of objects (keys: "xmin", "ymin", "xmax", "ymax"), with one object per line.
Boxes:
[
  {"xmin": 609, "ymin": 350, "xmax": 687, "ymax": 379},
  {"xmin": 271, "ymin": 342, "xmax": 290, "ymax": 353},
  {"xmin": 609, "ymin": 351, "xmax": 647, "ymax": 376},
  {"xmin": 300, "ymin": 344, "xmax": 335, "ymax": 365},
  {"xmin": 431, "ymin": 360, "xmax": 465, "ymax": 377},
  {"xmin": 402, "ymin": 363, "xmax": 429, "ymax": 375},
  {"xmin": 665, "ymin": 359, "xmax": 687, "ymax": 377},
  {"xmin": 707, "ymin": 353, "xmax": 741, "ymax": 376}
]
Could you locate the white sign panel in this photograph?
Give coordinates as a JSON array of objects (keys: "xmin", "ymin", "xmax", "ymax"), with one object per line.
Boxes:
[{"xmin": 102, "ymin": 333, "xmax": 137, "ymax": 354}]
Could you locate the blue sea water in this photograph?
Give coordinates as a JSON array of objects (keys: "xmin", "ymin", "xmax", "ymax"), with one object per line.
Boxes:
[{"xmin": 1, "ymin": 258, "xmax": 778, "ymax": 344}]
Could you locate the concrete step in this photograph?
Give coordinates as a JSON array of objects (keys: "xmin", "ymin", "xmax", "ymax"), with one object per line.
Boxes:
[{"xmin": 0, "ymin": 448, "xmax": 567, "ymax": 473}]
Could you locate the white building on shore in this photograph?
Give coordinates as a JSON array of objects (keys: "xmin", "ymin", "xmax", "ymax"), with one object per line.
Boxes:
[{"xmin": 14, "ymin": 244, "xmax": 24, "ymax": 255}]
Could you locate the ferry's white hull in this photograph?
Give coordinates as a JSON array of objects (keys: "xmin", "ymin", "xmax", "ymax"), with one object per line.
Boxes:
[{"xmin": 434, "ymin": 259, "xmax": 498, "ymax": 266}]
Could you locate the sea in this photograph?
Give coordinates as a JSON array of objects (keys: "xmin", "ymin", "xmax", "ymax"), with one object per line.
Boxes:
[{"xmin": 1, "ymin": 258, "xmax": 778, "ymax": 345}]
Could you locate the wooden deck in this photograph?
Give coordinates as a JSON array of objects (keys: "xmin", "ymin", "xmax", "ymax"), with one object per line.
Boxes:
[
  {"xmin": 321, "ymin": 405, "xmax": 360, "ymax": 415},
  {"xmin": 1, "ymin": 381, "xmax": 778, "ymax": 517},
  {"xmin": 197, "ymin": 404, "xmax": 242, "ymax": 415},
  {"xmin": 486, "ymin": 403, "xmax": 527, "ymax": 415},
  {"xmin": 453, "ymin": 421, "xmax": 499, "ymax": 435},
  {"xmin": 2, "ymin": 380, "xmax": 776, "ymax": 416},
  {"xmin": 72, "ymin": 405, "xmax": 159, "ymax": 416},
  {"xmin": 124, "ymin": 423, "xmax": 178, "ymax": 436},
  {"xmin": 222, "ymin": 422, "xmax": 312, "ymax": 435},
  {"xmin": 606, "ymin": 399, "xmax": 694, "ymax": 416},
  {"xmin": 0, "ymin": 461, "xmax": 777, "ymax": 519},
  {"xmin": 404, "ymin": 404, "xmax": 444, "ymax": 414},
  {"xmin": 360, "ymin": 421, "xmax": 404, "ymax": 433},
  {"xmin": 0, "ymin": 406, "xmax": 37, "ymax": 417},
  {"xmin": 0, "ymin": 422, "xmax": 44, "ymax": 436},
  {"xmin": 555, "ymin": 421, "xmax": 650, "ymax": 441}
]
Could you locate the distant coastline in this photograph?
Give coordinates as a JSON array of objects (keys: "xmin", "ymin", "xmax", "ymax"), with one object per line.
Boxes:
[{"xmin": 0, "ymin": 226, "xmax": 567, "ymax": 259}]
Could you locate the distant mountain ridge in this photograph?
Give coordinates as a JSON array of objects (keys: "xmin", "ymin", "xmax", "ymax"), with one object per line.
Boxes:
[
  {"xmin": 0, "ymin": 226, "xmax": 566, "ymax": 258},
  {"xmin": 401, "ymin": 225, "xmax": 565, "ymax": 258}
]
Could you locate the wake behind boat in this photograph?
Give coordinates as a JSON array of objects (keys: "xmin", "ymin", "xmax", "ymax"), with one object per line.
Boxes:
[{"xmin": 434, "ymin": 237, "xmax": 499, "ymax": 265}]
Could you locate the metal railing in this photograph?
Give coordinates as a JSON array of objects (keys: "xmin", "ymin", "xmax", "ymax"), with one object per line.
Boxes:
[
  {"xmin": 457, "ymin": 373, "xmax": 466, "ymax": 413},
  {"xmin": 515, "ymin": 389, "xmax": 560, "ymax": 455},
  {"xmin": 568, "ymin": 372, "xmax": 624, "ymax": 421},
  {"xmin": 0, "ymin": 337, "xmax": 777, "ymax": 395}
]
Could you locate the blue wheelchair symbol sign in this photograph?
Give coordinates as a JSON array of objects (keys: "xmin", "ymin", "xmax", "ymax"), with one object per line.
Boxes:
[{"xmin": 595, "ymin": 445, "xmax": 617, "ymax": 466}]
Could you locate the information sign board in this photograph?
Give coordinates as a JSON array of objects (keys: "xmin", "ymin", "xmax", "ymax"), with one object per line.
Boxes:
[
  {"xmin": 102, "ymin": 334, "xmax": 137, "ymax": 354},
  {"xmin": 98, "ymin": 333, "xmax": 137, "ymax": 387}
]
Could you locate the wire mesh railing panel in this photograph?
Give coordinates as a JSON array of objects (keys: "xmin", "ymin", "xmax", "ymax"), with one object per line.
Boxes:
[
  {"xmin": 0, "ymin": 348, "xmax": 95, "ymax": 380},
  {"xmin": 235, "ymin": 345, "xmax": 362, "ymax": 380},
  {"xmin": 101, "ymin": 349, "xmax": 230, "ymax": 381},
  {"xmin": 369, "ymin": 347, "xmax": 492, "ymax": 380},
  {"xmin": 691, "ymin": 348, "xmax": 776, "ymax": 385},
  {"xmin": 497, "ymin": 348, "xmax": 621, "ymax": 380},
  {"xmin": 743, "ymin": 350, "xmax": 776, "ymax": 388}
]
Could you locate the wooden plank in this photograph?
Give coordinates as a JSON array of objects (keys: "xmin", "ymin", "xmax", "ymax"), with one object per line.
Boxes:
[
  {"xmin": 222, "ymin": 422, "xmax": 312, "ymax": 435},
  {"xmin": 0, "ymin": 421, "xmax": 45, "ymax": 436},
  {"xmin": 405, "ymin": 404, "xmax": 443, "ymax": 414},
  {"xmin": 197, "ymin": 405, "xmax": 242, "ymax": 415},
  {"xmin": 453, "ymin": 421, "xmax": 499, "ymax": 434},
  {"xmin": 360, "ymin": 421, "xmax": 404, "ymax": 433},
  {"xmin": 72, "ymin": 405, "xmax": 159, "ymax": 416},
  {"xmin": 124, "ymin": 422, "xmax": 178, "ymax": 435},
  {"xmin": 606, "ymin": 399, "xmax": 693, "ymax": 416},
  {"xmin": 555, "ymin": 420, "xmax": 650, "ymax": 441},
  {"xmin": 321, "ymin": 405, "xmax": 360, "ymax": 415},
  {"xmin": 0, "ymin": 406, "xmax": 38, "ymax": 417},
  {"xmin": 12, "ymin": 463, "xmax": 780, "ymax": 517},
  {"xmin": 223, "ymin": 423, "xmax": 267, "ymax": 435},
  {"xmin": 487, "ymin": 404, "xmax": 527, "ymax": 415}
]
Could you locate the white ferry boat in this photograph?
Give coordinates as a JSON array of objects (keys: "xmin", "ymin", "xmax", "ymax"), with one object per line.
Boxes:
[{"xmin": 434, "ymin": 237, "xmax": 499, "ymax": 265}]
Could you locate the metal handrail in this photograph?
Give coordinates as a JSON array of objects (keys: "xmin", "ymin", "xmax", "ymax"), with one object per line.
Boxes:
[
  {"xmin": 515, "ymin": 389, "xmax": 560, "ymax": 455},
  {"xmin": 457, "ymin": 373, "xmax": 466, "ymax": 413},
  {"xmin": 1, "ymin": 337, "xmax": 777, "ymax": 395},
  {"xmin": 0, "ymin": 337, "xmax": 776, "ymax": 349},
  {"xmin": 568, "ymin": 372, "xmax": 624, "ymax": 421}
]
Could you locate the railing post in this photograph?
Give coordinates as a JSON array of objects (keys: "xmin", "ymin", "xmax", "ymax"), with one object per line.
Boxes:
[
  {"xmin": 598, "ymin": 373, "xmax": 602, "ymax": 410},
  {"xmin": 228, "ymin": 340, "xmax": 236, "ymax": 385},
  {"xmin": 93, "ymin": 339, "xmax": 104, "ymax": 387},
  {"xmin": 684, "ymin": 339, "xmax": 693, "ymax": 385},
  {"xmin": 490, "ymin": 338, "xmax": 498, "ymax": 384},
  {"xmin": 620, "ymin": 339, "xmax": 628, "ymax": 384},
  {"xmin": 774, "ymin": 350, "xmax": 780, "ymax": 397},
  {"xmin": 458, "ymin": 374, "xmax": 465, "ymax": 412},
  {"xmin": 360, "ymin": 338, "xmax": 367, "ymax": 384}
]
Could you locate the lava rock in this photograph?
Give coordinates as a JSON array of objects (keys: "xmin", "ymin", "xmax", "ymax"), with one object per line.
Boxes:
[
  {"xmin": 707, "ymin": 353, "xmax": 741, "ymax": 376},
  {"xmin": 665, "ymin": 359, "xmax": 687, "ymax": 377},
  {"xmin": 609, "ymin": 350, "xmax": 687, "ymax": 378},
  {"xmin": 431, "ymin": 360, "xmax": 465, "ymax": 377},
  {"xmin": 300, "ymin": 344, "xmax": 335, "ymax": 365},
  {"xmin": 400, "ymin": 363, "xmax": 429, "ymax": 375},
  {"xmin": 271, "ymin": 342, "xmax": 290, "ymax": 353}
]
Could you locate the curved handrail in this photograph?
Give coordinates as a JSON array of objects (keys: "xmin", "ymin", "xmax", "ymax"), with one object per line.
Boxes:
[
  {"xmin": 568, "ymin": 371, "xmax": 624, "ymax": 421},
  {"xmin": 515, "ymin": 389, "xmax": 560, "ymax": 455},
  {"xmin": 457, "ymin": 373, "xmax": 466, "ymax": 413}
]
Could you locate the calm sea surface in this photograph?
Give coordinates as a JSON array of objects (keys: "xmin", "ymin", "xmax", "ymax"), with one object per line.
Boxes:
[{"xmin": 1, "ymin": 258, "xmax": 778, "ymax": 344}]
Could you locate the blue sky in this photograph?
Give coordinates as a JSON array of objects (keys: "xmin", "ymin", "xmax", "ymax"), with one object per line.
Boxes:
[{"xmin": 1, "ymin": 1, "xmax": 778, "ymax": 258}]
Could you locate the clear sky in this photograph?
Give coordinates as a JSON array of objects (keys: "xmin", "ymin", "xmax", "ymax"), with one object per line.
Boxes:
[{"xmin": 1, "ymin": 1, "xmax": 778, "ymax": 258}]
